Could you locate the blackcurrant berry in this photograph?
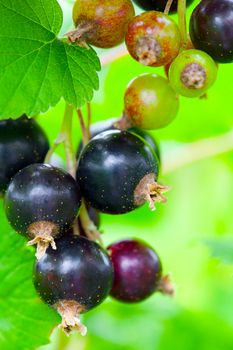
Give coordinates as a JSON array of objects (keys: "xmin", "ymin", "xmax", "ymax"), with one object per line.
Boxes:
[
  {"xmin": 34, "ymin": 235, "xmax": 113, "ymax": 335},
  {"xmin": 5, "ymin": 164, "xmax": 81, "ymax": 259},
  {"xmin": 77, "ymin": 130, "xmax": 168, "ymax": 214},
  {"xmin": 124, "ymin": 74, "xmax": 179, "ymax": 130},
  {"xmin": 77, "ymin": 118, "xmax": 161, "ymax": 162},
  {"xmin": 108, "ymin": 239, "xmax": 174, "ymax": 302},
  {"xmin": 133, "ymin": 0, "xmax": 194, "ymax": 13},
  {"xmin": 125, "ymin": 11, "xmax": 181, "ymax": 67},
  {"xmin": 190, "ymin": 0, "xmax": 233, "ymax": 63},
  {"xmin": 169, "ymin": 49, "xmax": 218, "ymax": 98},
  {"xmin": 0, "ymin": 115, "xmax": 49, "ymax": 193},
  {"xmin": 70, "ymin": 0, "xmax": 135, "ymax": 48}
]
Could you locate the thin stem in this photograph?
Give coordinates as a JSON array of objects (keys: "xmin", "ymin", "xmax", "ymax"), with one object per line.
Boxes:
[
  {"xmin": 44, "ymin": 104, "xmax": 76, "ymax": 177},
  {"xmin": 77, "ymin": 109, "xmax": 89, "ymax": 146},
  {"xmin": 79, "ymin": 200, "xmax": 103, "ymax": 245},
  {"xmin": 86, "ymin": 102, "xmax": 91, "ymax": 138},
  {"xmin": 178, "ymin": 0, "xmax": 188, "ymax": 47},
  {"xmin": 62, "ymin": 104, "xmax": 76, "ymax": 178},
  {"xmin": 56, "ymin": 329, "xmax": 69, "ymax": 350},
  {"xmin": 164, "ymin": 0, "xmax": 175, "ymax": 14},
  {"xmin": 162, "ymin": 130, "xmax": 233, "ymax": 175},
  {"xmin": 44, "ymin": 132, "xmax": 65, "ymax": 164}
]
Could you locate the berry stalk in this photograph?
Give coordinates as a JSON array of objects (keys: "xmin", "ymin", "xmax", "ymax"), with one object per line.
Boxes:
[
  {"xmin": 76, "ymin": 107, "xmax": 102, "ymax": 243},
  {"xmin": 86, "ymin": 102, "xmax": 92, "ymax": 134},
  {"xmin": 164, "ymin": 0, "xmax": 175, "ymax": 15},
  {"xmin": 44, "ymin": 104, "xmax": 76, "ymax": 178},
  {"xmin": 62, "ymin": 104, "xmax": 76, "ymax": 178},
  {"xmin": 77, "ymin": 108, "xmax": 89, "ymax": 146},
  {"xmin": 178, "ymin": 0, "xmax": 188, "ymax": 47},
  {"xmin": 79, "ymin": 200, "xmax": 103, "ymax": 245}
]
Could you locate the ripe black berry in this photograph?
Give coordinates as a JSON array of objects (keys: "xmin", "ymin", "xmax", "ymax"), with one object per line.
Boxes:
[
  {"xmin": 5, "ymin": 164, "xmax": 81, "ymax": 259},
  {"xmin": 190, "ymin": 0, "xmax": 233, "ymax": 63},
  {"xmin": 77, "ymin": 118, "xmax": 161, "ymax": 161},
  {"xmin": 77, "ymin": 130, "xmax": 167, "ymax": 214},
  {"xmin": 0, "ymin": 115, "xmax": 49, "ymax": 193},
  {"xmin": 108, "ymin": 239, "xmax": 174, "ymax": 302},
  {"xmin": 34, "ymin": 235, "xmax": 113, "ymax": 334},
  {"xmin": 133, "ymin": 0, "xmax": 194, "ymax": 13}
]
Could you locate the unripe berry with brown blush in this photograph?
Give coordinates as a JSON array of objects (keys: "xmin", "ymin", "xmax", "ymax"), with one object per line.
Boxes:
[
  {"xmin": 70, "ymin": 0, "xmax": 135, "ymax": 48},
  {"xmin": 125, "ymin": 11, "xmax": 181, "ymax": 67},
  {"xmin": 124, "ymin": 74, "xmax": 179, "ymax": 130}
]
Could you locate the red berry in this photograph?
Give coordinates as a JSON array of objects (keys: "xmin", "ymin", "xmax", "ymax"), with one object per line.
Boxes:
[{"xmin": 108, "ymin": 239, "xmax": 174, "ymax": 302}]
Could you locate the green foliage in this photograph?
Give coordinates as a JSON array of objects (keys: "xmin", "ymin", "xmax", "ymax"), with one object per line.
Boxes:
[
  {"xmin": 0, "ymin": 202, "xmax": 59, "ymax": 350},
  {"xmin": 0, "ymin": 0, "xmax": 100, "ymax": 118},
  {"xmin": 204, "ymin": 237, "xmax": 233, "ymax": 264},
  {"xmin": 159, "ymin": 310, "xmax": 233, "ymax": 350}
]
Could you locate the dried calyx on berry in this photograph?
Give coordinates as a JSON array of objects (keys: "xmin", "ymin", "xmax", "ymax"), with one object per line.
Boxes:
[
  {"xmin": 68, "ymin": 0, "xmax": 135, "ymax": 48},
  {"xmin": 5, "ymin": 164, "xmax": 81, "ymax": 259}
]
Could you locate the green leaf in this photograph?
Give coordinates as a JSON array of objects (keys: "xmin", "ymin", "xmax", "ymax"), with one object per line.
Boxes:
[
  {"xmin": 0, "ymin": 0, "xmax": 100, "ymax": 118},
  {"xmin": 0, "ymin": 201, "xmax": 59, "ymax": 350},
  {"xmin": 204, "ymin": 237, "xmax": 233, "ymax": 264}
]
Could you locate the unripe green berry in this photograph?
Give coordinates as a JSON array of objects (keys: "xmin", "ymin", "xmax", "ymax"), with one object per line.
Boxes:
[{"xmin": 169, "ymin": 49, "xmax": 218, "ymax": 98}]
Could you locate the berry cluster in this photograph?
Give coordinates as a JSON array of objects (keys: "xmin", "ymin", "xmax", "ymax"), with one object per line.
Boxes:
[
  {"xmin": 2, "ymin": 115, "xmax": 170, "ymax": 334},
  {"xmin": 68, "ymin": 0, "xmax": 232, "ymax": 132},
  {"xmin": 2, "ymin": 0, "xmax": 232, "ymax": 338}
]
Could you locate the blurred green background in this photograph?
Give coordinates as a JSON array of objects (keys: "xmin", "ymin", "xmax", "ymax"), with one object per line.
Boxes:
[{"xmin": 34, "ymin": 0, "xmax": 233, "ymax": 349}]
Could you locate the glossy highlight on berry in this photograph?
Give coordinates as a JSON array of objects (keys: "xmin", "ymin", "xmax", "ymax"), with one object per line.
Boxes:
[
  {"xmin": 77, "ymin": 118, "xmax": 161, "ymax": 162},
  {"xmin": 125, "ymin": 11, "xmax": 181, "ymax": 67},
  {"xmin": 5, "ymin": 164, "xmax": 81, "ymax": 259}
]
